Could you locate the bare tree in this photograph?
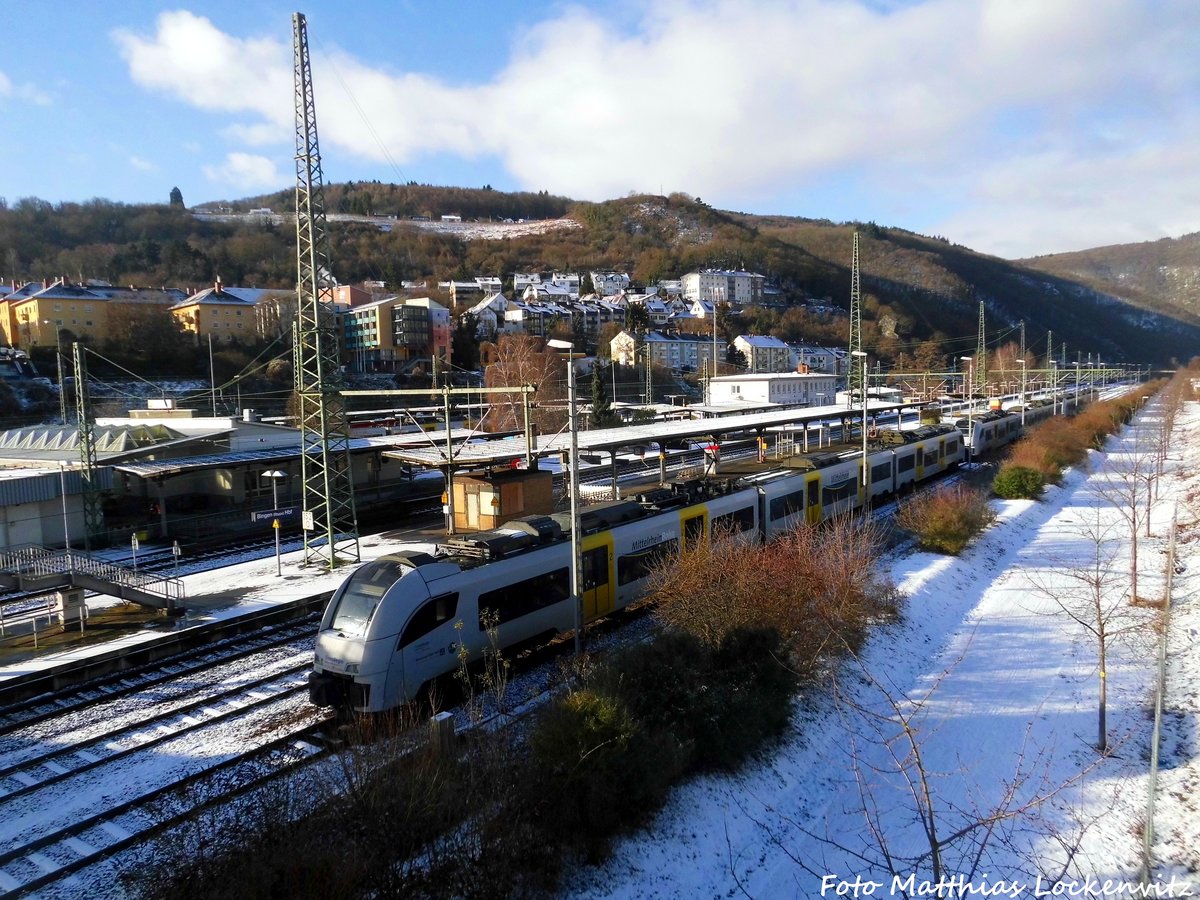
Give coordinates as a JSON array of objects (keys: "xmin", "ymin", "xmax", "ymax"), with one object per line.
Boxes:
[
  {"xmin": 734, "ymin": 645, "xmax": 1097, "ymax": 896},
  {"xmin": 1029, "ymin": 504, "xmax": 1150, "ymax": 753},
  {"xmin": 483, "ymin": 333, "xmax": 564, "ymax": 434}
]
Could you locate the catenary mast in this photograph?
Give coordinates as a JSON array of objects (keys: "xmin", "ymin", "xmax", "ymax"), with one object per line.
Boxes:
[
  {"xmin": 847, "ymin": 231, "xmax": 863, "ymax": 407},
  {"xmin": 292, "ymin": 11, "xmax": 359, "ymax": 568}
]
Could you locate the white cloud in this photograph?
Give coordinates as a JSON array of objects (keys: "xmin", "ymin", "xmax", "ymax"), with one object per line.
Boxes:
[
  {"xmin": 112, "ymin": 11, "xmax": 291, "ymax": 127},
  {"xmin": 201, "ymin": 152, "xmax": 283, "ymax": 191},
  {"xmin": 115, "ymin": 1, "xmax": 1200, "ymax": 257},
  {"xmin": 0, "ymin": 68, "xmax": 52, "ymax": 105},
  {"xmin": 129, "ymin": 155, "xmax": 157, "ymax": 172}
]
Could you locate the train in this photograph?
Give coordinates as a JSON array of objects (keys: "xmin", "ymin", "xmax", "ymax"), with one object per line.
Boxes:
[{"xmin": 309, "ymin": 421, "xmax": 967, "ymax": 713}]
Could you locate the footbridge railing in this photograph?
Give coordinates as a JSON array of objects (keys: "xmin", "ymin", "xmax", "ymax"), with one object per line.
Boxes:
[{"xmin": 0, "ymin": 545, "xmax": 186, "ymax": 609}]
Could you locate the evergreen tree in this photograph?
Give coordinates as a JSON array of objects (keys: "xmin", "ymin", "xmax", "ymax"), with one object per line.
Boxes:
[
  {"xmin": 591, "ymin": 364, "xmax": 618, "ymax": 428},
  {"xmin": 169, "ymin": 186, "xmax": 184, "ymax": 208}
]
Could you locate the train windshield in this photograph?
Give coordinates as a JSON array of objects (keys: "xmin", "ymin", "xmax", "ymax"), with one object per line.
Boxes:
[{"xmin": 329, "ymin": 559, "xmax": 409, "ymax": 633}]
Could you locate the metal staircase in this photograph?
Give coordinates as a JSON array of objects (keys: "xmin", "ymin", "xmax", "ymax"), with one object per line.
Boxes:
[{"xmin": 0, "ymin": 546, "xmax": 185, "ymax": 610}]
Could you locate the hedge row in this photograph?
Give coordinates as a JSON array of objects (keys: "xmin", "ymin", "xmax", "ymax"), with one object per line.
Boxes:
[{"xmin": 993, "ymin": 382, "xmax": 1164, "ymax": 499}]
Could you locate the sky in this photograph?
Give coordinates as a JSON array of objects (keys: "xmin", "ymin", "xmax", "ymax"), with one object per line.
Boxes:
[{"xmin": 1, "ymin": 0, "xmax": 1198, "ymax": 260}]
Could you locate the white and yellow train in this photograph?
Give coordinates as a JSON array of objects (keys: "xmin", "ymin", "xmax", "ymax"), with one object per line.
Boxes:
[{"xmin": 309, "ymin": 423, "xmax": 965, "ymax": 713}]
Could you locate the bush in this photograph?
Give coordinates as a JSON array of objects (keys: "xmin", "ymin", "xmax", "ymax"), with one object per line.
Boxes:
[
  {"xmin": 992, "ymin": 465, "xmax": 1044, "ymax": 499},
  {"xmin": 531, "ymin": 625, "xmax": 800, "ymax": 858},
  {"xmin": 895, "ymin": 484, "xmax": 996, "ymax": 555}
]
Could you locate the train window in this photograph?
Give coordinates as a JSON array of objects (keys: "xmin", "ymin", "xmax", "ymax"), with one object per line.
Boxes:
[
  {"xmin": 683, "ymin": 514, "xmax": 706, "ymax": 548},
  {"xmin": 822, "ymin": 481, "xmax": 855, "ymax": 506},
  {"xmin": 897, "ymin": 454, "xmax": 915, "ymax": 473},
  {"xmin": 807, "ymin": 480, "xmax": 818, "ymax": 507},
  {"xmin": 713, "ymin": 506, "xmax": 755, "ymax": 533},
  {"xmin": 618, "ymin": 539, "xmax": 679, "ymax": 585},
  {"xmin": 769, "ymin": 489, "xmax": 805, "ymax": 521},
  {"xmin": 583, "ymin": 546, "xmax": 609, "ymax": 590},
  {"xmin": 330, "ymin": 560, "xmax": 409, "ymax": 632},
  {"xmin": 923, "ymin": 451, "xmax": 938, "ymax": 467},
  {"xmin": 947, "ymin": 438, "xmax": 960, "ymax": 455},
  {"xmin": 870, "ymin": 462, "xmax": 891, "ymax": 483},
  {"xmin": 398, "ymin": 592, "xmax": 459, "ymax": 649},
  {"xmin": 478, "ymin": 568, "xmax": 570, "ymax": 626}
]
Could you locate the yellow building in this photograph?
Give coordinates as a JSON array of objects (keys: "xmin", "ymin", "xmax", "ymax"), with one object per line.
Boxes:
[
  {"xmin": 0, "ymin": 280, "xmax": 185, "ymax": 349},
  {"xmin": 170, "ymin": 280, "xmax": 258, "ymax": 344}
]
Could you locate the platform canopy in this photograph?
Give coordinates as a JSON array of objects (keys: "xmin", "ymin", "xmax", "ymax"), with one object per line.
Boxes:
[{"xmin": 383, "ymin": 399, "xmax": 916, "ymax": 470}]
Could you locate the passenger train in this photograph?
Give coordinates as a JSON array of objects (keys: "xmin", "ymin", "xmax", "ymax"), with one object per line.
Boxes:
[{"xmin": 310, "ymin": 422, "xmax": 967, "ymax": 714}]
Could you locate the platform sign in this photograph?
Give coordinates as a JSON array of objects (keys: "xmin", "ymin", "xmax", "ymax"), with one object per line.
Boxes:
[{"xmin": 251, "ymin": 506, "xmax": 298, "ymax": 524}]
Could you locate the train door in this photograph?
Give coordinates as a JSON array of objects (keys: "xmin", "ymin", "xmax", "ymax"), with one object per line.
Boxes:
[
  {"xmin": 805, "ymin": 474, "xmax": 821, "ymax": 525},
  {"xmin": 581, "ymin": 533, "xmax": 613, "ymax": 620},
  {"xmin": 681, "ymin": 510, "xmax": 707, "ymax": 550}
]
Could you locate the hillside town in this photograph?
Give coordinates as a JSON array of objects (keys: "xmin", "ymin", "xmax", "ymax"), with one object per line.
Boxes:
[{"xmin": 0, "ymin": 268, "xmax": 852, "ymax": 389}]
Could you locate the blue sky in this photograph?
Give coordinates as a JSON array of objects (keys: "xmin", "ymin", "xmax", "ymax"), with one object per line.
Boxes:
[{"xmin": 1, "ymin": 0, "xmax": 1197, "ymax": 259}]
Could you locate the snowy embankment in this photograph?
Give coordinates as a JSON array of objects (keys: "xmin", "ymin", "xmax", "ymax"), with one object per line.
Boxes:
[{"xmin": 563, "ymin": 396, "xmax": 1199, "ymax": 899}]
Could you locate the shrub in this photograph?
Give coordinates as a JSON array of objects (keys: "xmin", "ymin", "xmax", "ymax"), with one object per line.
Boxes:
[
  {"xmin": 530, "ymin": 688, "xmax": 676, "ymax": 860},
  {"xmin": 992, "ymin": 465, "xmax": 1044, "ymax": 499},
  {"xmin": 648, "ymin": 517, "xmax": 896, "ymax": 673},
  {"xmin": 895, "ymin": 484, "xmax": 996, "ymax": 555}
]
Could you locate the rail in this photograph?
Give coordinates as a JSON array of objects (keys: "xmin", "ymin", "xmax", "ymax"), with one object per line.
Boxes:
[{"xmin": 0, "ymin": 544, "xmax": 185, "ymax": 607}]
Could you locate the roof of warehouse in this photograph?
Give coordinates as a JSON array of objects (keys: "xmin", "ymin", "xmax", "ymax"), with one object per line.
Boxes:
[
  {"xmin": 385, "ymin": 399, "xmax": 912, "ymax": 468},
  {"xmin": 110, "ymin": 428, "xmax": 494, "ymax": 478}
]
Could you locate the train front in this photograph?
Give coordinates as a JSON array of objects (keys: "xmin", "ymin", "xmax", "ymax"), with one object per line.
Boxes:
[{"xmin": 309, "ymin": 553, "xmax": 432, "ymax": 713}]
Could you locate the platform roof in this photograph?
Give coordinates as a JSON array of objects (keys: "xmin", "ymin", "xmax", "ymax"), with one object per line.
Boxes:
[{"xmin": 384, "ymin": 399, "xmax": 914, "ymax": 469}]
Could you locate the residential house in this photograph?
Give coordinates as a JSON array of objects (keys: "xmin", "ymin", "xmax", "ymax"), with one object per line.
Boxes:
[
  {"xmin": 467, "ymin": 292, "xmax": 509, "ymax": 340},
  {"xmin": 682, "ymin": 269, "xmax": 764, "ymax": 306},
  {"xmin": 734, "ymin": 334, "xmax": 792, "ymax": 373},
  {"xmin": 170, "ymin": 281, "xmax": 258, "ymax": 344},
  {"xmin": 609, "ymin": 329, "xmax": 726, "ymax": 372},
  {"xmin": 4, "ymin": 280, "xmax": 185, "ymax": 349},
  {"xmin": 590, "ymin": 272, "xmax": 630, "ymax": 297},
  {"xmin": 787, "ymin": 343, "xmax": 844, "ymax": 375}
]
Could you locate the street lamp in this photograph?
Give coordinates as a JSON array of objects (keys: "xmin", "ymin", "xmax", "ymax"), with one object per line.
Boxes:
[
  {"xmin": 547, "ymin": 339, "xmax": 583, "ymax": 655},
  {"xmin": 960, "ymin": 356, "xmax": 974, "ymax": 465},
  {"xmin": 262, "ymin": 469, "xmax": 287, "ymax": 577},
  {"xmin": 43, "ymin": 320, "xmax": 66, "ymax": 424},
  {"xmin": 1017, "ymin": 359, "xmax": 1026, "ymax": 428}
]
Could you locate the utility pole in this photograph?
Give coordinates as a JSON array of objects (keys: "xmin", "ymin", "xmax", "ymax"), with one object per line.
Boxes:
[
  {"xmin": 293, "ymin": 12, "xmax": 359, "ymax": 568},
  {"xmin": 847, "ymin": 231, "xmax": 863, "ymax": 408},
  {"xmin": 975, "ymin": 300, "xmax": 986, "ymax": 398},
  {"xmin": 73, "ymin": 342, "xmax": 104, "ymax": 551}
]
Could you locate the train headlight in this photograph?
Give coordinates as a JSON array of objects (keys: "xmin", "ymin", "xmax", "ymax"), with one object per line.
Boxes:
[{"xmin": 345, "ymin": 663, "xmax": 360, "ymax": 675}]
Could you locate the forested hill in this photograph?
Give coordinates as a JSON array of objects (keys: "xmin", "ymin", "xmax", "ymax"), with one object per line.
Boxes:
[
  {"xmin": 1018, "ymin": 232, "xmax": 1200, "ymax": 323},
  {"xmin": 0, "ymin": 189, "xmax": 1196, "ymax": 367}
]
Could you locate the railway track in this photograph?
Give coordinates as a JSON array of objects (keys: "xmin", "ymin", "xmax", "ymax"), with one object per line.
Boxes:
[
  {"xmin": 0, "ymin": 616, "xmax": 321, "ymax": 735},
  {"xmin": 0, "ymin": 636, "xmax": 336, "ymax": 899}
]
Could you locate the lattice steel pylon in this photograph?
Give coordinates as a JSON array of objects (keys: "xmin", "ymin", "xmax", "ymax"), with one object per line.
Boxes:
[
  {"xmin": 975, "ymin": 299, "xmax": 986, "ymax": 396},
  {"xmin": 293, "ymin": 11, "xmax": 359, "ymax": 568},
  {"xmin": 73, "ymin": 341, "xmax": 104, "ymax": 551},
  {"xmin": 847, "ymin": 230, "xmax": 863, "ymax": 408}
]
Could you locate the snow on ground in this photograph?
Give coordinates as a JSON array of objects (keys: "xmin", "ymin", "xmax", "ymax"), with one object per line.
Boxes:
[
  {"xmin": 4, "ymin": 389, "xmax": 1196, "ymax": 899},
  {"xmin": 562, "ymin": 395, "xmax": 1200, "ymax": 899}
]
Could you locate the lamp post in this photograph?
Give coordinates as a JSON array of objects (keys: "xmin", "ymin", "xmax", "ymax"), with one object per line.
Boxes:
[
  {"xmin": 851, "ymin": 351, "xmax": 868, "ymax": 502},
  {"xmin": 58, "ymin": 462, "xmax": 70, "ymax": 551},
  {"xmin": 1017, "ymin": 359, "xmax": 1026, "ymax": 428},
  {"xmin": 1051, "ymin": 360, "xmax": 1058, "ymax": 416},
  {"xmin": 961, "ymin": 356, "xmax": 974, "ymax": 465},
  {"xmin": 262, "ymin": 469, "xmax": 287, "ymax": 577},
  {"xmin": 547, "ymin": 339, "xmax": 583, "ymax": 655},
  {"xmin": 43, "ymin": 320, "xmax": 66, "ymax": 424}
]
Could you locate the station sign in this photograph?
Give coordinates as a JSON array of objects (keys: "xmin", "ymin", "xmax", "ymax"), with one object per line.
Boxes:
[{"xmin": 251, "ymin": 506, "xmax": 299, "ymax": 523}]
